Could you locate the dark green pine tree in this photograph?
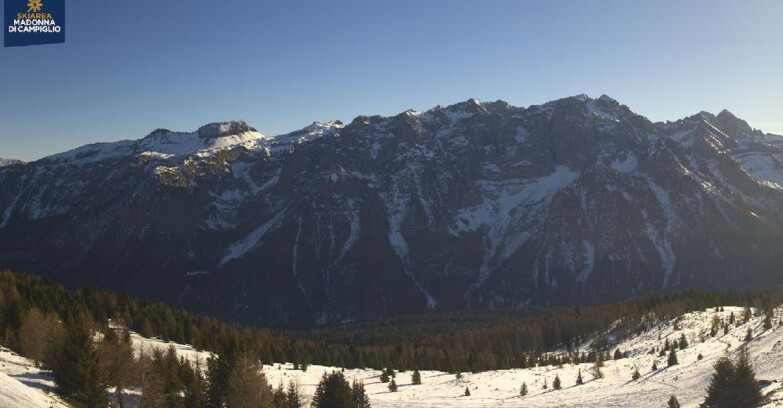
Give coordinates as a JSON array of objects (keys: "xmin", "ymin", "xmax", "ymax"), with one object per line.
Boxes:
[
  {"xmin": 729, "ymin": 350, "xmax": 763, "ymax": 408},
  {"xmin": 273, "ymin": 382, "xmax": 287, "ymax": 408},
  {"xmin": 668, "ymin": 395, "xmax": 680, "ymax": 408},
  {"xmin": 181, "ymin": 358, "xmax": 206, "ymax": 408},
  {"xmin": 379, "ymin": 369, "xmax": 390, "ymax": 383},
  {"xmin": 464, "ymin": 387, "xmax": 471, "ymax": 396},
  {"xmin": 286, "ymin": 380, "xmax": 303, "ymax": 408},
  {"xmin": 701, "ymin": 350, "xmax": 763, "ymax": 408},
  {"xmin": 552, "ymin": 374, "xmax": 561, "ymax": 390},
  {"xmin": 162, "ymin": 346, "xmax": 185, "ymax": 408},
  {"xmin": 519, "ymin": 381, "xmax": 528, "ymax": 396},
  {"xmin": 205, "ymin": 351, "xmax": 233, "ymax": 408},
  {"xmin": 576, "ymin": 369, "xmax": 583, "ymax": 385},
  {"xmin": 632, "ymin": 367, "xmax": 641, "ymax": 380},
  {"xmin": 388, "ymin": 379, "xmax": 398, "ymax": 392},
  {"xmin": 351, "ymin": 379, "xmax": 371, "ymax": 408},
  {"xmin": 53, "ymin": 313, "xmax": 107, "ymax": 408},
  {"xmin": 702, "ymin": 355, "xmax": 736, "ymax": 408},
  {"xmin": 312, "ymin": 371, "xmax": 354, "ymax": 408},
  {"xmin": 668, "ymin": 349, "xmax": 678, "ymax": 367},
  {"xmin": 411, "ymin": 369, "xmax": 422, "ymax": 385},
  {"xmin": 679, "ymin": 334, "xmax": 688, "ymax": 350}
]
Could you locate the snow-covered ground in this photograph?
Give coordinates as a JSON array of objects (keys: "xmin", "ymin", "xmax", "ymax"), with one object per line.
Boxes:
[
  {"xmin": 123, "ymin": 325, "xmax": 211, "ymax": 368},
  {"xmin": 3, "ymin": 305, "xmax": 783, "ymax": 408},
  {"xmin": 0, "ymin": 346, "xmax": 69, "ymax": 408},
  {"xmin": 260, "ymin": 306, "xmax": 783, "ymax": 408}
]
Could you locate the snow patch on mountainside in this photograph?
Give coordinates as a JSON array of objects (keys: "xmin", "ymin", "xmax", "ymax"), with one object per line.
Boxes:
[
  {"xmin": 611, "ymin": 153, "xmax": 638, "ymax": 174},
  {"xmin": 461, "ymin": 165, "xmax": 580, "ymax": 300},
  {"xmin": 644, "ymin": 178, "xmax": 678, "ymax": 287},
  {"xmin": 734, "ymin": 152, "xmax": 783, "ymax": 191},
  {"xmin": 218, "ymin": 209, "xmax": 287, "ymax": 267},
  {"xmin": 382, "ymin": 169, "xmax": 438, "ymax": 309}
]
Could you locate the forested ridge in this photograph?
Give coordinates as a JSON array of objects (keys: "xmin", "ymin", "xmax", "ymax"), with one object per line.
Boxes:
[
  {"xmin": 3, "ymin": 268, "xmax": 782, "ymax": 374},
  {"xmin": 1, "ymin": 269, "xmax": 780, "ymax": 407}
]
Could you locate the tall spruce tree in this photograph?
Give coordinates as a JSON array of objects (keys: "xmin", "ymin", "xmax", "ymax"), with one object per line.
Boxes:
[
  {"xmin": 351, "ymin": 379, "xmax": 371, "ymax": 408},
  {"xmin": 312, "ymin": 371, "xmax": 353, "ymax": 408},
  {"xmin": 679, "ymin": 334, "xmax": 688, "ymax": 350},
  {"xmin": 273, "ymin": 382, "xmax": 287, "ymax": 408},
  {"xmin": 702, "ymin": 350, "xmax": 762, "ymax": 408},
  {"xmin": 53, "ymin": 313, "xmax": 107, "ymax": 408},
  {"xmin": 729, "ymin": 350, "xmax": 762, "ymax": 408},
  {"xmin": 702, "ymin": 355, "xmax": 736, "ymax": 408},
  {"xmin": 668, "ymin": 349, "xmax": 678, "ymax": 367},
  {"xmin": 99, "ymin": 322, "xmax": 137, "ymax": 408},
  {"xmin": 225, "ymin": 352, "xmax": 273, "ymax": 408},
  {"xmin": 286, "ymin": 380, "xmax": 304, "ymax": 408},
  {"xmin": 182, "ymin": 358, "xmax": 207, "ymax": 408}
]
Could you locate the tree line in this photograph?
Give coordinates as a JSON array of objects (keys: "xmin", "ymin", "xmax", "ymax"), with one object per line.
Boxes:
[
  {"xmin": 3, "ymin": 268, "xmax": 783, "ymax": 374},
  {"xmin": 0, "ymin": 267, "xmax": 780, "ymax": 407}
]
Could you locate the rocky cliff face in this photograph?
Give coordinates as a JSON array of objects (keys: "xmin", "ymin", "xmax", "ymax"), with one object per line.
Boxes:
[{"xmin": 2, "ymin": 95, "xmax": 783, "ymax": 327}]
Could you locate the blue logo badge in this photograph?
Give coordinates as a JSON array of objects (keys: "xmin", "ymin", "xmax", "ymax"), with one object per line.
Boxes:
[{"xmin": 4, "ymin": 0, "xmax": 64, "ymax": 47}]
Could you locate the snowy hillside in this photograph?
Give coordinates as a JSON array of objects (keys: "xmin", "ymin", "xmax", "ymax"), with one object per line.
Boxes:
[
  {"xmin": 257, "ymin": 306, "xmax": 783, "ymax": 408},
  {"xmin": 3, "ymin": 305, "xmax": 783, "ymax": 407},
  {"xmin": 0, "ymin": 346, "xmax": 69, "ymax": 408}
]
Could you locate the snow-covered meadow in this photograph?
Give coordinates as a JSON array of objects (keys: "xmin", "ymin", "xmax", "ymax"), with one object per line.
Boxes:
[
  {"xmin": 2, "ymin": 305, "xmax": 783, "ymax": 407},
  {"xmin": 260, "ymin": 306, "xmax": 783, "ymax": 408}
]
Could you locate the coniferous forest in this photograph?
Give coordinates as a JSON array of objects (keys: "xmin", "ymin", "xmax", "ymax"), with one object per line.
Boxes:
[{"xmin": 0, "ymin": 268, "xmax": 780, "ymax": 407}]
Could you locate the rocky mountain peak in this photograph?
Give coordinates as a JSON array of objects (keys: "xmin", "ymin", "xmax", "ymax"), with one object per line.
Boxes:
[
  {"xmin": 714, "ymin": 109, "xmax": 754, "ymax": 137},
  {"xmin": 197, "ymin": 120, "xmax": 256, "ymax": 139},
  {"xmin": 0, "ymin": 158, "xmax": 24, "ymax": 167}
]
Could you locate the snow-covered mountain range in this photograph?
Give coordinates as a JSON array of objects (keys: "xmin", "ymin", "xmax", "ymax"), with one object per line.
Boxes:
[{"xmin": 2, "ymin": 95, "xmax": 783, "ymax": 327}]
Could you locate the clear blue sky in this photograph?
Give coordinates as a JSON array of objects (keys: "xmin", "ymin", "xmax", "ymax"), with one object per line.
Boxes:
[{"xmin": 1, "ymin": 0, "xmax": 781, "ymax": 161}]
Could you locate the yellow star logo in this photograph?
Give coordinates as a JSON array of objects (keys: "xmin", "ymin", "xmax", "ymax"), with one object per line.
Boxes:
[{"xmin": 27, "ymin": 0, "xmax": 42, "ymax": 12}]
